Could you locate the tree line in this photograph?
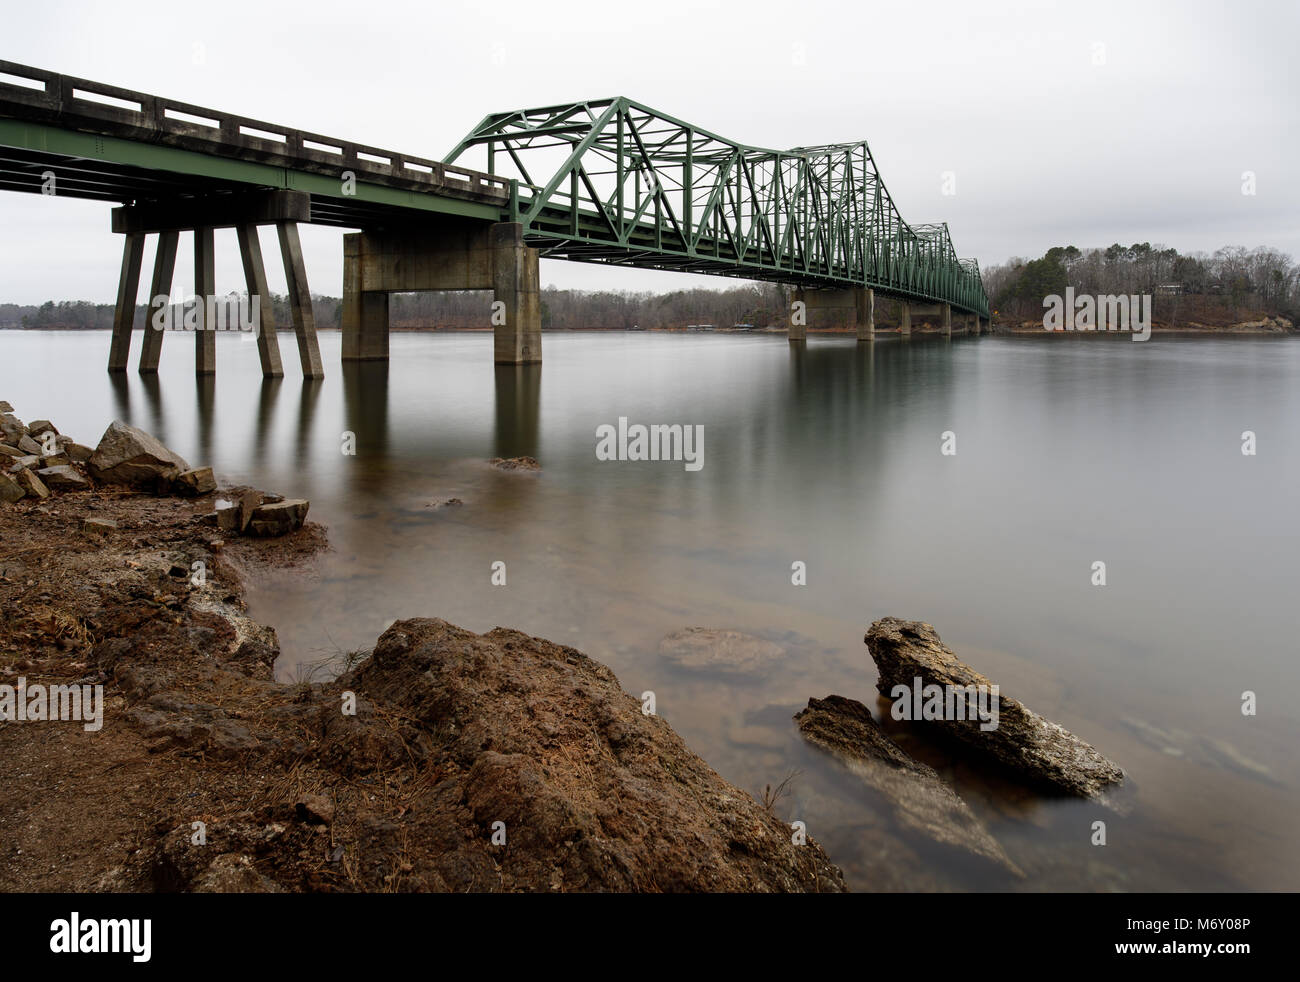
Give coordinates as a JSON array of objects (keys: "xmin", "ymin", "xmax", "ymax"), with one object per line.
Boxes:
[
  {"xmin": 8, "ymin": 244, "xmax": 1295, "ymax": 331},
  {"xmin": 982, "ymin": 244, "xmax": 1299, "ymax": 320},
  {"xmin": 2, "ymin": 284, "xmax": 790, "ymax": 331}
]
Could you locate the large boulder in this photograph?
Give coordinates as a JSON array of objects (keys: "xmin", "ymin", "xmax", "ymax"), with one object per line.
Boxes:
[
  {"xmin": 330, "ymin": 618, "xmax": 847, "ymax": 892},
  {"xmin": 865, "ymin": 617, "xmax": 1124, "ymax": 800},
  {"xmin": 88, "ymin": 420, "xmax": 190, "ymax": 487},
  {"xmin": 795, "ymin": 695, "xmax": 1022, "ymax": 876}
]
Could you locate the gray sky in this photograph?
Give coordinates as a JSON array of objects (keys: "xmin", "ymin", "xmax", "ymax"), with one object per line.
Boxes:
[{"xmin": 2, "ymin": 0, "xmax": 1297, "ymax": 304}]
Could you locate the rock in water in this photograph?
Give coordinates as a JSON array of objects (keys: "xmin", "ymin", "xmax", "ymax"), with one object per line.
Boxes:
[
  {"xmin": 795, "ymin": 695, "xmax": 1022, "ymax": 876},
  {"xmin": 866, "ymin": 617, "xmax": 1124, "ymax": 799},
  {"xmin": 247, "ymin": 499, "xmax": 309, "ymax": 537},
  {"xmin": 488, "ymin": 456, "xmax": 540, "ymax": 471},
  {"xmin": 659, "ymin": 627, "xmax": 784, "ymax": 676},
  {"xmin": 88, "ymin": 420, "xmax": 191, "ymax": 487},
  {"xmin": 331, "ymin": 618, "xmax": 846, "ymax": 892}
]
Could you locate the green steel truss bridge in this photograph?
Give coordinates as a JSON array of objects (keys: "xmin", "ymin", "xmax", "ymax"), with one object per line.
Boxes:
[
  {"xmin": 448, "ymin": 98, "xmax": 988, "ymax": 316},
  {"xmin": 0, "ymin": 61, "xmax": 988, "ymax": 376}
]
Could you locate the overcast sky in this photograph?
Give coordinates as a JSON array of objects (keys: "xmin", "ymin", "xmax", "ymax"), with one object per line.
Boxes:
[{"xmin": 1, "ymin": 0, "xmax": 1296, "ymax": 304}]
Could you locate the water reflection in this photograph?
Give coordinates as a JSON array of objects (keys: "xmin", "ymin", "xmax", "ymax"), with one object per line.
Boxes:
[{"xmin": 493, "ymin": 363, "xmax": 541, "ymax": 459}]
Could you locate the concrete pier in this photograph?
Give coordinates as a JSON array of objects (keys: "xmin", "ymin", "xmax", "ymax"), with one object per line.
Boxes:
[
  {"xmin": 194, "ymin": 227, "xmax": 217, "ymax": 376},
  {"xmin": 107, "ymin": 233, "xmax": 145, "ymax": 372},
  {"xmin": 236, "ymin": 224, "xmax": 285, "ymax": 378},
  {"xmin": 342, "ymin": 220, "xmax": 542, "ymax": 365},
  {"xmin": 277, "ymin": 223, "xmax": 325, "ymax": 378},
  {"xmin": 789, "ymin": 287, "xmax": 808, "ymax": 341},
  {"xmin": 789, "ymin": 286, "xmax": 874, "ymax": 340},
  {"xmin": 137, "ymin": 231, "xmax": 178, "ymax": 374}
]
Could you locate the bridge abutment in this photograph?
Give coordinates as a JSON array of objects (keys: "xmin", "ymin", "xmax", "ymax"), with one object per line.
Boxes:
[{"xmin": 342, "ymin": 220, "xmax": 541, "ymax": 365}]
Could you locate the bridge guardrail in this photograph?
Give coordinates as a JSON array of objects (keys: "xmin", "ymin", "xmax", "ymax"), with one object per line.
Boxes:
[{"xmin": 0, "ymin": 60, "xmax": 510, "ymax": 205}]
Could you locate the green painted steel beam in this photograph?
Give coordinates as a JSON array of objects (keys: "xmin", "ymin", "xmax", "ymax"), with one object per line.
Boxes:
[{"xmin": 0, "ymin": 119, "xmax": 504, "ymax": 223}]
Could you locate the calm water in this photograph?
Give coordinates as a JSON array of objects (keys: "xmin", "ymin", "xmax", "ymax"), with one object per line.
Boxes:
[{"xmin": 4, "ymin": 328, "xmax": 1299, "ymax": 892}]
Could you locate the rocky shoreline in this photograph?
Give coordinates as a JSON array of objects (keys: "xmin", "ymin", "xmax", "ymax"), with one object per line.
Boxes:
[
  {"xmin": 1, "ymin": 405, "xmax": 1127, "ymax": 892},
  {"xmin": 0, "ymin": 406, "xmax": 844, "ymax": 892}
]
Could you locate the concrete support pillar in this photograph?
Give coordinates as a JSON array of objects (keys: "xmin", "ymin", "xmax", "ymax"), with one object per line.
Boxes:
[
  {"xmin": 277, "ymin": 222, "xmax": 324, "ymax": 378},
  {"xmin": 108, "ymin": 233, "xmax": 145, "ymax": 372},
  {"xmin": 858, "ymin": 287, "xmax": 875, "ymax": 341},
  {"xmin": 900, "ymin": 300, "xmax": 912, "ymax": 337},
  {"xmin": 138, "ymin": 230, "xmax": 179, "ymax": 374},
  {"xmin": 235, "ymin": 224, "xmax": 285, "ymax": 378},
  {"xmin": 490, "ymin": 222, "xmax": 541, "ymax": 365},
  {"xmin": 341, "ymin": 234, "xmax": 389, "ymax": 361},
  {"xmin": 194, "ymin": 227, "xmax": 217, "ymax": 375},
  {"xmin": 941, "ymin": 302, "xmax": 951, "ymax": 337},
  {"xmin": 790, "ymin": 287, "xmax": 807, "ymax": 341}
]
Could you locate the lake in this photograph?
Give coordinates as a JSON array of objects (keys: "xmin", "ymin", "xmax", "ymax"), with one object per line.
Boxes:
[{"xmin": 3, "ymin": 327, "xmax": 1297, "ymax": 891}]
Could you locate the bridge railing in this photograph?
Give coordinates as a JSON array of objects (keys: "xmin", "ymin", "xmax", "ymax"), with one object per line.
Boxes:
[{"xmin": 0, "ymin": 59, "xmax": 510, "ymax": 204}]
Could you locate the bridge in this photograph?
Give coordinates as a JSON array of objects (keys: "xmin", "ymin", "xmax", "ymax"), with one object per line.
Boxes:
[{"xmin": 0, "ymin": 61, "xmax": 990, "ymax": 378}]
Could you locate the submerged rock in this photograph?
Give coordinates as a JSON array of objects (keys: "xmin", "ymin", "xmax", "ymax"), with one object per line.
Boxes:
[
  {"xmin": 866, "ymin": 617, "xmax": 1124, "ymax": 800},
  {"xmin": 795, "ymin": 695, "xmax": 1022, "ymax": 876},
  {"xmin": 488, "ymin": 456, "xmax": 540, "ymax": 471},
  {"xmin": 659, "ymin": 627, "xmax": 785, "ymax": 677},
  {"xmin": 88, "ymin": 420, "xmax": 190, "ymax": 488},
  {"xmin": 1118, "ymin": 716, "xmax": 1275, "ymax": 784}
]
